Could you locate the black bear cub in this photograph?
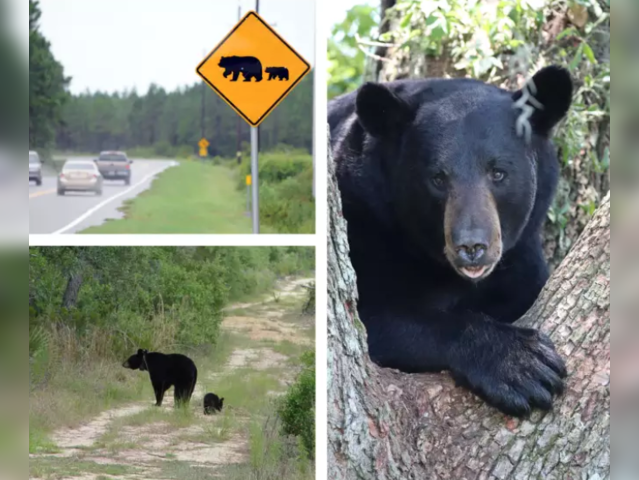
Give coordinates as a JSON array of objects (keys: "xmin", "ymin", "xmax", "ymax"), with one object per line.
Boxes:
[
  {"xmin": 203, "ymin": 393, "xmax": 224, "ymax": 415},
  {"xmin": 123, "ymin": 349, "xmax": 198, "ymax": 407},
  {"xmin": 329, "ymin": 65, "xmax": 573, "ymax": 417}
]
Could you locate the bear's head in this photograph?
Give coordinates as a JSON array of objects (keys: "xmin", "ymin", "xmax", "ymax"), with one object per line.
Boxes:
[
  {"xmin": 355, "ymin": 66, "xmax": 572, "ymax": 281},
  {"xmin": 218, "ymin": 56, "xmax": 229, "ymax": 67},
  {"xmin": 122, "ymin": 349, "xmax": 149, "ymax": 371},
  {"xmin": 218, "ymin": 397, "xmax": 225, "ymax": 410}
]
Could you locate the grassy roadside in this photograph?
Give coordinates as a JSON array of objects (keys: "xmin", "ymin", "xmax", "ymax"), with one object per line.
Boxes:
[{"xmin": 80, "ymin": 162, "xmax": 262, "ymax": 234}]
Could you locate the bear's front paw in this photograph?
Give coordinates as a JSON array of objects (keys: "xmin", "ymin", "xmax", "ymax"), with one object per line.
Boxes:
[{"xmin": 450, "ymin": 324, "xmax": 567, "ymax": 417}]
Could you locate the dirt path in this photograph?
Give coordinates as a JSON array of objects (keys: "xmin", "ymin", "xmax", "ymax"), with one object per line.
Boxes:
[{"xmin": 29, "ymin": 277, "xmax": 314, "ymax": 480}]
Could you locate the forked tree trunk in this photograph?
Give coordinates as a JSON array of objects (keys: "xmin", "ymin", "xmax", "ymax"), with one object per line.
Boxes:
[{"xmin": 327, "ymin": 135, "xmax": 610, "ymax": 480}]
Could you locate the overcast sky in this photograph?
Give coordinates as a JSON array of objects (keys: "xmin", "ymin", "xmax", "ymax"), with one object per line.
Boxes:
[{"xmin": 31, "ymin": 0, "xmax": 315, "ymax": 95}]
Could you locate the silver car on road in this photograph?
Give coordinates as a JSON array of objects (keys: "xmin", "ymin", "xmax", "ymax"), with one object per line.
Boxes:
[
  {"xmin": 29, "ymin": 151, "xmax": 43, "ymax": 186},
  {"xmin": 58, "ymin": 160, "xmax": 103, "ymax": 196}
]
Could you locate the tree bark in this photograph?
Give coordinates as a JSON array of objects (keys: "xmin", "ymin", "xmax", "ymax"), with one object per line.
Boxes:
[
  {"xmin": 374, "ymin": 0, "xmax": 397, "ymax": 78},
  {"xmin": 327, "ymin": 134, "xmax": 610, "ymax": 480},
  {"xmin": 61, "ymin": 272, "xmax": 83, "ymax": 309}
]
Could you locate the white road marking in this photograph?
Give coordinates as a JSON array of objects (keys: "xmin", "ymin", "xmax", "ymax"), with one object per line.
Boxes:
[{"xmin": 51, "ymin": 164, "xmax": 175, "ymax": 235}]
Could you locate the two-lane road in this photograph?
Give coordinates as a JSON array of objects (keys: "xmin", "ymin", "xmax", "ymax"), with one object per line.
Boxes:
[{"xmin": 29, "ymin": 158, "xmax": 177, "ymax": 234}]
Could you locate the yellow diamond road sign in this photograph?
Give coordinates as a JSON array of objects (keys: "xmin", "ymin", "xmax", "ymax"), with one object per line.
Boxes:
[
  {"xmin": 198, "ymin": 138, "xmax": 210, "ymax": 149},
  {"xmin": 196, "ymin": 11, "xmax": 311, "ymax": 127}
]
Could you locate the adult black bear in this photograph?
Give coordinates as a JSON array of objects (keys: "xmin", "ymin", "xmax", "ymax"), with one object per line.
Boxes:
[
  {"xmin": 122, "ymin": 349, "xmax": 198, "ymax": 407},
  {"xmin": 329, "ymin": 66, "xmax": 573, "ymax": 417},
  {"xmin": 218, "ymin": 56, "xmax": 263, "ymax": 82},
  {"xmin": 266, "ymin": 67, "xmax": 289, "ymax": 81},
  {"xmin": 203, "ymin": 393, "xmax": 224, "ymax": 415}
]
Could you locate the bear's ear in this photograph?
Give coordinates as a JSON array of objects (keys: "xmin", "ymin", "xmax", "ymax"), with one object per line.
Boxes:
[
  {"xmin": 356, "ymin": 82, "xmax": 414, "ymax": 138},
  {"xmin": 512, "ymin": 65, "xmax": 573, "ymax": 137},
  {"xmin": 137, "ymin": 349, "xmax": 144, "ymax": 356}
]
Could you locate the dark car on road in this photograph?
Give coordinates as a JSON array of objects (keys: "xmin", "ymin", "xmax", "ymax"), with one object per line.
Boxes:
[
  {"xmin": 29, "ymin": 151, "xmax": 43, "ymax": 186},
  {"xmin": 95, "ymin": 151, "xmax": 132, "ymax": 185}
]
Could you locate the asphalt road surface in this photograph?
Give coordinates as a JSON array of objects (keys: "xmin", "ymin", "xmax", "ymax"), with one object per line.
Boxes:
[{"xmin": 29, "ymin": 158, "xmax": 177, "ymax": 234}]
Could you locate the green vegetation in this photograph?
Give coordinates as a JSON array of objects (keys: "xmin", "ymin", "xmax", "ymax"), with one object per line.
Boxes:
[
  {"xmin": 30, "ymin": 457, "xmax": 137, "ymax": 480},
  {"xmin": 328, "ymin": 4, "xmax": 381, "ymax": 100},
  {"xmin": 81, "ymin": 162, "xmax": 257, "ymax": 234},
  {"xmin": 278, "ymin": 351, "xmax": 316, "ymax": 459},
  {"xmin": 238, "ymin": 147, "xmax": 315, "ymax": 233},
  {"xmin": 29, "ymin": 0, "xmax": 70, "ymax": 152},
  {"xmin": 329, "ymin": 0, "xmax": 610, "ymax": 267},
  {"xmin": 55, "ymin": 73, "xmax": 313, "ymax": 158},
  {"xmin": 72, "ymin": 149, "xmax": 314, "ymax": 234},
  {"xmin": 29, "ymin": 247, "xmax": 314, "ymax": 455}
]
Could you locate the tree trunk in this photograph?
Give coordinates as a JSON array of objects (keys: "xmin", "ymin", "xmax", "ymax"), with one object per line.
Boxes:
[
  {"xmin": 374, "ymin": 0, "xmax": 397, "ymax": 78},
  {"xmin": 327, "ymin": 134, "xmax": 610, "ymax": 480},
  {"xmin": 61, "ymin": 272, "xmax": 83, "ymax": 309}
]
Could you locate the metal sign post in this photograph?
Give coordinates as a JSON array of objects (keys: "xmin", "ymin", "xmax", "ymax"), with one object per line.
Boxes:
[
  {"xmin": 251, "ymin": 0, "xmax": 259, "ymax": 234},
  {"xmin": 251, "ymin": 127, "xmax": 259, "ymax": 234},
  {"xmin": 196, "ymin": 7, "xmax": 310, "ymax": 235}
]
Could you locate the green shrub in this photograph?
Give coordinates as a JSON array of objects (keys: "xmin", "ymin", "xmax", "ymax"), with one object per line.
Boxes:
[
  {"xmin": 235, "ymin": 147, "xmax": 315, "ymax": 233},
  {"xmin": 278, "ymin": 350, "xmax": 315, "ymax": 459},
  {"xmin": 29, "ymin": 247, "xmax": 315, "ymax": 363},
  {"xmin": 238, "ymin": 151, "xmax": 312, "ymax": 188},
  {"xmin": 260, "ymin": 169, "xmax": 315, "ymax": 234}
]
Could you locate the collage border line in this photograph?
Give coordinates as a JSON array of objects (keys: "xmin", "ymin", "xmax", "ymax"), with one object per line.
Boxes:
[{"xmin": 27, "ymin": 1, "xmax": 329, "ymax": 476}]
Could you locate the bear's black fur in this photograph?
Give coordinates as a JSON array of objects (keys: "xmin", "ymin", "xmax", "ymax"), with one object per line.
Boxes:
[
  {"xmin": 329, "ymin": 66, "xmax": 573, "ymax": 417},
  {"xmin": 266, "ymin": 67, "xmax": 289, "ymax": 81},
  {"xmin": 218, "ymin": 56, "xmax": 263, "ymax": 82},
  {"xmin": 123, "ymin": 349, "xmax": 198, "ymax": 407},
  {"xmin": 203, "ymin": 393, "xmax": 224, "ymax": 415}
]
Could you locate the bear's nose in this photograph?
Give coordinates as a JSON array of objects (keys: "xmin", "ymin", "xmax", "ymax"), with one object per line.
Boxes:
[{"xmin": 455, "ymin": 243, "xmax": 487, "ymax": 263}]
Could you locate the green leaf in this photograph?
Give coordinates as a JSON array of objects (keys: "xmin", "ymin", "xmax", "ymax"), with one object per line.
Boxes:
[
  {"xmin": 400, "ymin": 11, "xmax": 414, "ymax": 28},
  {"xmin": 582, "ymin": 42, "xmax": 597, "ymax": 64},
  {"xmin": 569, "ymin": 43, "xmax": 585, "ymax": 71}
]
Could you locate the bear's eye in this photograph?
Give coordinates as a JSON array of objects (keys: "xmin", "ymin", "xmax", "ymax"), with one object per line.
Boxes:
[
  {"xmin": 490, "ymin": 169, "xmax": 506, "ymax": 183},
  {"xmin": 431, "ymin": 173, "xmax": 446, "ymax": 189}
]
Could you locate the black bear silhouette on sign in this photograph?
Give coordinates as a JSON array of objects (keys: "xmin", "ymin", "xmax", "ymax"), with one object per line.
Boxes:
[
  {"xmin": 266, "ymin": 67, "xmax": 289, "ymax": 81},
  {"xmin": 218, "ymin": 56, "xmax": 263, "ymax": 82}
]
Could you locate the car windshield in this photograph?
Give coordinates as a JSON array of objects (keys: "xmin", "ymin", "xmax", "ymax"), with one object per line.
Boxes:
[
  {"xmin": 64, "ymin": 163, "xmax": 95, "ymax": 171},
  {"xmin": 29, "ymin": 153, "xmax": 39, "ymax": 164},
  {"xmin": 99, "ymin": 154, "xmax": 127, "ymax": 162}
]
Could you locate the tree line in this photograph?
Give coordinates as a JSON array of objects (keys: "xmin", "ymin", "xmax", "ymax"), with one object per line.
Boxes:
[
  {"xmin": 29, "ymin": 0, "xmax": 70, "ymax": 150},
  {"xmin": 55, "ymin": 74, "xmax": 313, "ymax": 157},
  {"xmin": 28, "ymin": 0, "xmax": 313, "ymax": 157},
  {"xmin": 29, "ymin": 246, "xmax": 315, "ymax": 356}
]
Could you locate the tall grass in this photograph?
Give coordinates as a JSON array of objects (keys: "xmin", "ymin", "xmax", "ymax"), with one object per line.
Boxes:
[{"xmin": 216, "ymin": 408, "xmax": 314, "ymax": 480}]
